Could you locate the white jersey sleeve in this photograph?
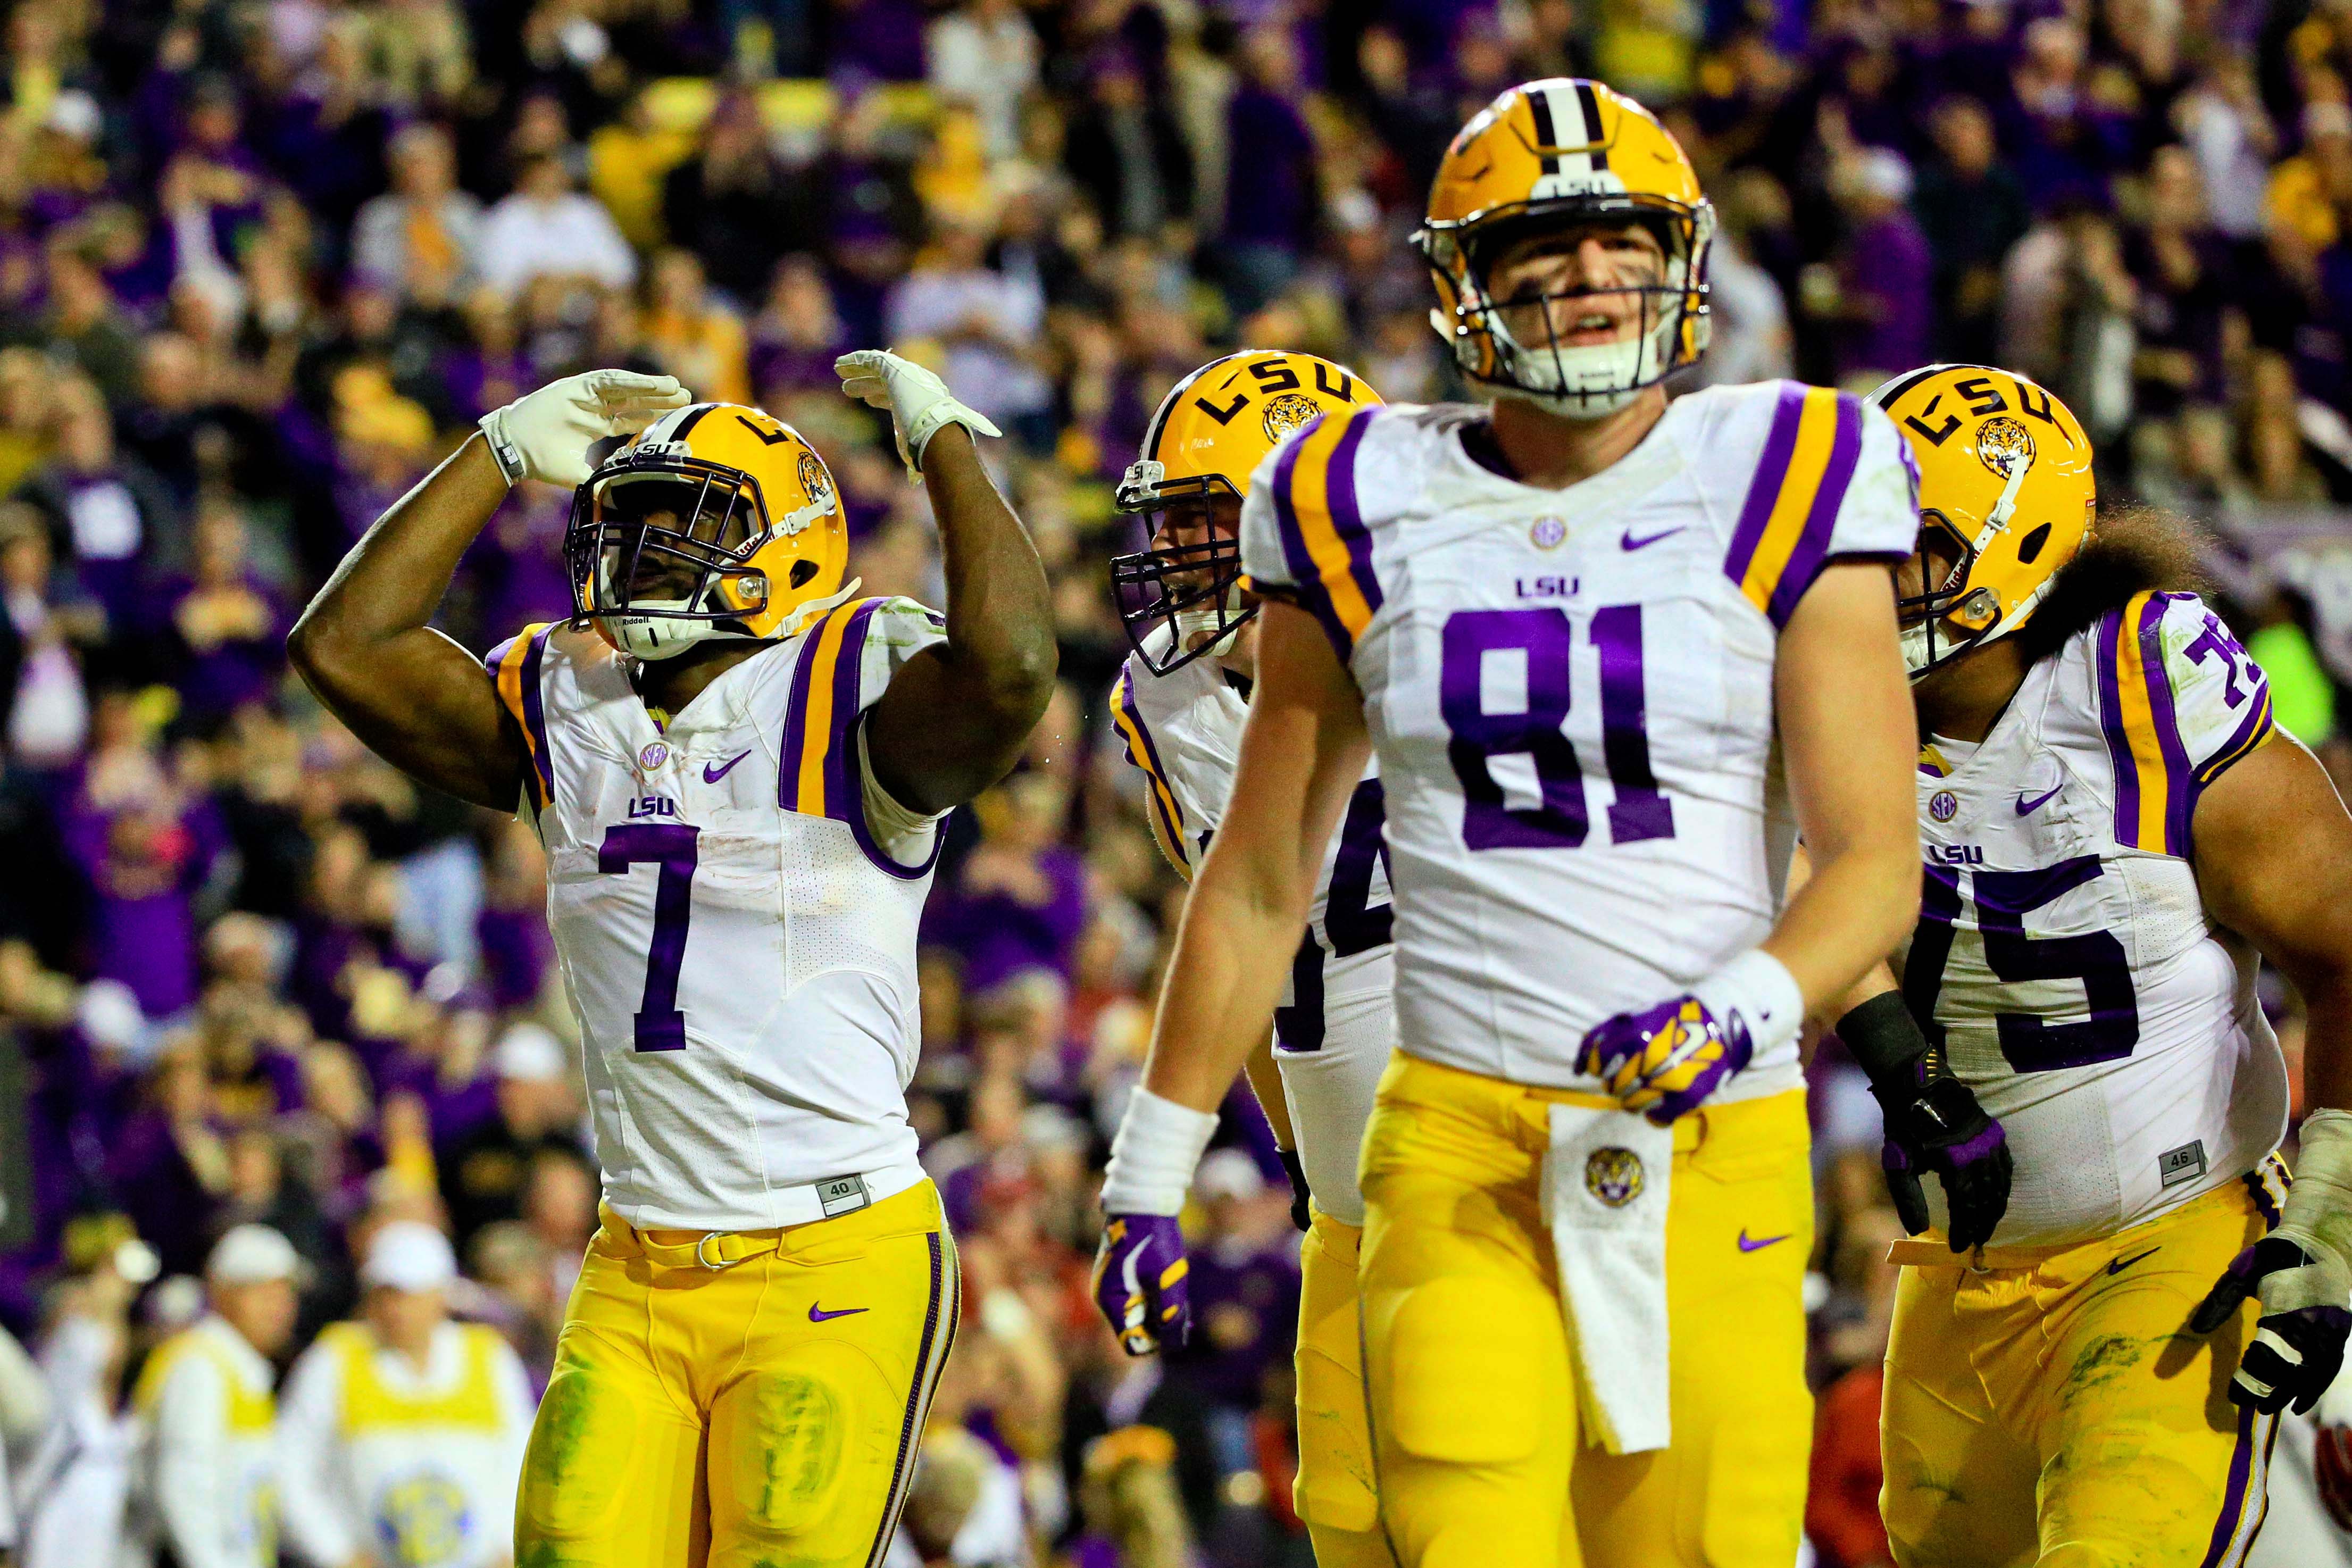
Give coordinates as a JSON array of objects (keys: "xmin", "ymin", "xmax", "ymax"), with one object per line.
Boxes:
[
  {"xmin": 2088, "ymin": 590, "xmax": 2276, "ymax": 859},
  {"xmin": 1106, "ymin": 635, "xmax": 1243, "ymax": 878}
]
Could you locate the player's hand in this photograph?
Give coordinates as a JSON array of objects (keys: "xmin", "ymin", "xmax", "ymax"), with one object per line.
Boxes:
[
  {"xmin": 1278, "ymin": 1148, "xmax": 1311, "ymax": 1233},
  {"xmin": 479, "ymin": 370, "xmax": 691, "ymax": 488},
  {"xmin": 1092, "ymin": 1213, "xmax": 1191, "ymax": 1356},
  {"xmin": 1872, "ymin": 1070, "xmax": 2011, "ymax": 1253},
  {"xmin": 2317, "ymin": 1422, "xmax": 2352, "ymax": 1529},
  {"xmin": 836, "ymin": 349, "xmax": 1002, "ymax": 476},
  {"xmin": 2189, "ymin": 1235, "xmax": 2352, "ymax": 1413},
  {"xmin": 1575, "ymin": 994, "xmax": 1754, "ymax": 1125}
]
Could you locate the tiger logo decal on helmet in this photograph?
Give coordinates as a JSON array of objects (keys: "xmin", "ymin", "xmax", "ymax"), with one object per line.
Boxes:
[
  {"xmin": 563, "ymin": 401, "xmax": 849, "ymax": 661},
  {"xmin": 1109, "ymin": 351, "xmax": 1381, "ymax": 677},
  {"xmin": 1414, "ymin": 78, "xmax": 1713, "ymax": 418},
  {"xmin": 1868, "ymin": 364, "xmax": 2096, "ymax": 678}
]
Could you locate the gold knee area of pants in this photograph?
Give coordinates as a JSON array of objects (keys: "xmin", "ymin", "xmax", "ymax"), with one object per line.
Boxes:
[
  {"xmin": 520, "ymin": 1360, "xmax": 640, "ymax": 1540},
  {"xmin": 1383, "ymin": 1275, "xmax": 1549, "ymax": 1463}
]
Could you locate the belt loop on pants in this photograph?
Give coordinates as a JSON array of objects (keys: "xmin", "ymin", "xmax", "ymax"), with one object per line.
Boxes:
[{"xmin": 614, "ymin": 1172, "xmax": 881, "ymax": 1270}]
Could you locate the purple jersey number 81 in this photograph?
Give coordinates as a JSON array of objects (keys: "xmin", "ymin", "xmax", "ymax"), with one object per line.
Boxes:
[{"xmin": 1438, "ymin": 606, "xmax": 1675, "ymax": 852}]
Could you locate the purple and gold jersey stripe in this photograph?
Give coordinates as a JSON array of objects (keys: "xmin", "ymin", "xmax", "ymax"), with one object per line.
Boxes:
[
  {"xmin": 1264, "ymin": 407, "xmax": 1381, "ymax": 661},
  {"xmin": 485, "ymin": 623, "xmax": 556, "ymax": 811},
  {"xmin": 2197, "ymin": 681, "xmax": 2274, "ymax": 789},
  {"xmin": 1110, "ymin": 665, "xmax": 1190, "ymax": 875},
  {"xmin": 1723, "ymin": 385, "xmax": 1866, "ymax": 629},
  {"xmin": 2097, "ymin": 591, "xmax": 2198, "ymax": 857},
  {"xmin": 780, "ymin": 598, "xmax": 875, "ymax": 818}
]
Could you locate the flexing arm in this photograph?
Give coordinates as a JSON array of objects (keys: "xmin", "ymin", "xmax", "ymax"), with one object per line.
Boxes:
[
  {"xmin": 1765, "ymin": 562, "xmax": 1923, "ymax": 1007},
  {"xmin": 837, "ymin": 353, "xmax": 1056, "ymax": 814},
  {"xmin": 864, "ymin": 426, "xmax": 1057, "ymax": 812},
  {"xmin": 2188, "ymin": 731, "xmax": 2352, "ymax": 1414},
  {"xmin": 286, "ymin": 436, "xmax": 526, "ymax": 810},
  {"xmin": 287, "ymin": 370, "xmax": 689, "ymax": 811}
]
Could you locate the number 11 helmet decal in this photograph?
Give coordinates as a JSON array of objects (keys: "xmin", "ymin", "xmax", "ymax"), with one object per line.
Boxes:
[
  {"xmin": 1870, "ymin": 365, "xmax": 2096, "ymax": 679},
  {"xmin": 1111, "ymin": 351, "xmax": 1382, "ymax": 677},
  {"xmin": 1414, "ymin": 79, "xmax": 1713, "ymax": 419}
]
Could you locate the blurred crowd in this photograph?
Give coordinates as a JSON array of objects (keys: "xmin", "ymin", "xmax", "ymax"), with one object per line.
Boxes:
[{"xmin": 0, "ymin": 0, "xmax": 2348, "ymax": 1565}]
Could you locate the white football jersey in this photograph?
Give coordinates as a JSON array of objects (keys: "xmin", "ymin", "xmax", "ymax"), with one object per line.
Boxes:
[
  {"xmin": 486, "ymin": 597, "xmax": 948, "ymax": 1231},
  {"xmin": 1905, "ymin": 589, "xmax": 2287, "ymax": 1247},
  {"xmin": 1108, "ymin": 627, "xmax": 1394, "ymax": 1224},
  {"xmin": 1239, "ymin": 383, "xmax": 1917, "ymax": 1094}
]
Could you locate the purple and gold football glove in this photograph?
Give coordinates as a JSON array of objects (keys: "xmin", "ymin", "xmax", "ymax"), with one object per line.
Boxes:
[
  {"xmin": 1576, "ymin": 995, "xmax": 1754, "ymax": 1124},
  {"xmin": 1091, "ymin": 1214, "xmax": 1191, "ymax": 1356}
]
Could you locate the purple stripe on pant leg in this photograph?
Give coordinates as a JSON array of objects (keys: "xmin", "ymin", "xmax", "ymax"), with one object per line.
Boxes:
[
  {"xmin": 1268, "ymin": 415, "xmax": 1355, "ymax": 657},
  {"xmin": 2137, "ymin": 594, "xmax": 2195, "ymax": 856},
  {"xmin": 520, "ymin": 626, "xmax": 555, "ymax": 806},
  {"xmin": 1325, "ymin": 410, "xmax": 1382, "ymax": 618},
  {"xmin": 2198, "ymin": 1402, "xmax": 2257, "ymax": 1568},
  {"xmin": 1764, "ymin": 394, "xmax": 1865, "ymax": 629},
  {"xmin": 1723, "ymin": 383, "xmax": 1807, "ymax": 588},
  {"xmin": 2095, "ymin": 608, "xmax": 2140, "ymax": 846},
  {"xmin": 863, "ymin": 1228, "xmax": 950, "ymax": 1568}
]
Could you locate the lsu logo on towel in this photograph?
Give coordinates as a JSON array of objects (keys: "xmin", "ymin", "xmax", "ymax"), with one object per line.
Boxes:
[{"xmin": 1585, "ymin": 1147, "xmax": 1646, "ymax": 1207}]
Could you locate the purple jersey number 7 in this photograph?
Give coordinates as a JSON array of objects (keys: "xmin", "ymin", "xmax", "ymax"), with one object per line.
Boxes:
[{"xmin": 598, "ymin": 823, "xmax": 701, "ymax": 1052}]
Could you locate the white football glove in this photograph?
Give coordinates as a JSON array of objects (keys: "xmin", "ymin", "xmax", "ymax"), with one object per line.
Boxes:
[
  {"xmin": 478, "ymin": 370, "xmax": 692, "ymax": 488},
  {"xmin": 835, "ymin": 349, "xmax": 1002, "ymax": 476}
]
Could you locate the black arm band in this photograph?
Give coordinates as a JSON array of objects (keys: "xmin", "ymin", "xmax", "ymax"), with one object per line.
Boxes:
[
  {"xmin": 1836, "ymin": 991, "xmax": 1931, "ymax": 1086},
  {"xmin": 1278, "ymin": 1148, "xmax": 1309, "ymax": 1197}
]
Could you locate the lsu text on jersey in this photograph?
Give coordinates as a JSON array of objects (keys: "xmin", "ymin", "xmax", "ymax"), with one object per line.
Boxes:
[
  {"xmin": 1238, "ymin": 380, "xmax": 1916, "ymax": 1567},
  {"xmin": 1884, "ymin": 587, "xmax": 2289, "ymax": 1568},
  {"xmin": 488, "ymin": 596, "xmax": 960, "ymax": 1568},
  {"xmin": 1111, "ymin": 621, "xmax": 1391, "ymax": 1562}
]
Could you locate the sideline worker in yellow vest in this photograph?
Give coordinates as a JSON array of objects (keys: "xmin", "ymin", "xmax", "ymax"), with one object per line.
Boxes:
[
  {"xmin": 279, "ymin": 1222, "xmax": 533, "ymax": 1568},
  {"xmin": 135, "ymin": 1224, "xmax": 299, "ymax": 1568}
]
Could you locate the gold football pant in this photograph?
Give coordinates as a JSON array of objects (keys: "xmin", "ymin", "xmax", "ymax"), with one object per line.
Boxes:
[
  {"xmin": 514, "ymin": 1181, "xmax": 960, "ymax": 1568},
  {"xmin": 1295, "ymin": 1211, "xmax": 1388, "ymax": 1568},
  {"xmin": 1881, "ymin": 1175, "xmax": 2280, "ymax": 1568},
  {"xmin": 1356, "ymin": 1051, "xmax": 1814, "ymax": 1568}
]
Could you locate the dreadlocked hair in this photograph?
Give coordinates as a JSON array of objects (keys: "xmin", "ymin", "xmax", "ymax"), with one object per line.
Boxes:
[{"xmin": 2009, "ymin": 504, "xmax": 2214, "ymax": 668}]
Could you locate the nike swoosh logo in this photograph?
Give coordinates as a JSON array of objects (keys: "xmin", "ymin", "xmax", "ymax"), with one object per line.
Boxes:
[
  {"xmin": 808, "ymin": 1303, "xmax": 869, "ymax": 1322},
  {"xmin": 2107, "ymin": 1247, "xmax": 2159, "ymax": 1277},
  {"xmin": 2015, "ymin": 784, "xmax": 2063, "ymax": 815},
  {"xmin": 704, "ymin": 750, "xmax": 752, "ymax": 783},
  {"xmin": 1622, "ymin": 526, "xmax": 1687, "ymax": 551},
  {"xmin": 1737, "ymin": 1230, "xmax": 1791, "ymax": 1253}
]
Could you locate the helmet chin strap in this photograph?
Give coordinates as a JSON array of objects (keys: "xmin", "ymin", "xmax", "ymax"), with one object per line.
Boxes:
[
  {"xmin": 1172, "ymin": 584, "xmax": 1247, "ymax": 661},
  {"xmin": 1904, "ymin": 457, "xmax": 2040, "ymax": 681}
]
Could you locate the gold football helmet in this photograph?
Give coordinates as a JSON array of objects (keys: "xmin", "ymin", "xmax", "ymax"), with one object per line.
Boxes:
[
  {"xmin": 1869, "ymin": 364, "xmax": 2097, "ymax": 678},
  {"xmin": 1110, "ymin": 350, "xmax": 1381, "ymax": 676},
  {"xmin": 1414, "ymin": 78, "xmax": 1712, "ymax": 418},
  {"xmin": 565, "ymin": 401, "xmax": 849, "ymax": 660}
]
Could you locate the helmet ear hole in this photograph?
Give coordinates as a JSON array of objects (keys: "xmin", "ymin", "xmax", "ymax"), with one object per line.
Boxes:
[
  {"xmin": 789, "ymin": 559, "xmax": 819, "ymax": 588},
  {"xmin": 2017, "ymin": 523, "xmax": 2051, "ymax": 565}
]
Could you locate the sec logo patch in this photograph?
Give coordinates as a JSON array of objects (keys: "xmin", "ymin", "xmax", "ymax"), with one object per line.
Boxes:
[
  {"xmin": 1585, "ymin": 1147, "xmax": 1645, "ymax": 1208},
  {"xmin": 1929, "ymin": 790, "xmax": 1958, "ymax": 822},
  {"xmin": 1530, "ymin": 516, "xmax": 1567, "ymax": 550},
  {"xmin": 639, "ymin": 742, "xmax": 671, "ymax": 771}
]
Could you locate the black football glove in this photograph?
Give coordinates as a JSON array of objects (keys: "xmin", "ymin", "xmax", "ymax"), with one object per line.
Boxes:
[
  {"xmin": 1841, "ymin": 992, "xmax": 2012, "ymax": 1253},
  {"xmin": 1278, "ymin": 1148, "xmax": 1312, "ymax": 1233}
]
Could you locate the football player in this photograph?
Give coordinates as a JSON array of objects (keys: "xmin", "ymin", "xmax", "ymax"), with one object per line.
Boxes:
[
  {"xmin": 287, "ymin": 356, "xmax": 1056, "ymax": 1567},
  {"xmin": 1832, "ymin": 364, "xmax": 2352, "ymax": 1568},
  {"xmin": 1099, "ymin": 349, "xmax": 1390, "ymax": 1568},
  {"xmin": 1092, "ymin": 79, "xmax": 1923, "ymax": 1567}
]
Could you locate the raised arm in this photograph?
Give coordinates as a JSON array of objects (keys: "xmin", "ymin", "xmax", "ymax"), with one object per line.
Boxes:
[
  {"xmin": 2187, "ymin": 731, "xmax": 2352, "ymax": 1416},
  {"xmin": 286, "ymin": 370, "xmax": 689, "ymax": 811},
  {"xmin": 836, "ymin": 352, "xmax": 1056, "ymax": 814},
  {"xmin": 1092, "ymin": 602, "xmax": 1370, "ymax": 1354}
]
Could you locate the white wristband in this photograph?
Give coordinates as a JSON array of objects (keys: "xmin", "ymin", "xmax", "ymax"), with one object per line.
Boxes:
[
  {"xmin": 1101, "ymin": 1086, "xmax": 1220, "ymax": 1216},
  {"xmin": 478, "ymin": 407, "xmax": 527, "ymax": 487},
  {"xmin": 2280, "ymin": 1110, "xmax": 2352, "ymax": 1301},
  {"xmin": 1691, "ymin": 948, "xmax": 1805, "ymax": 1064}
]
